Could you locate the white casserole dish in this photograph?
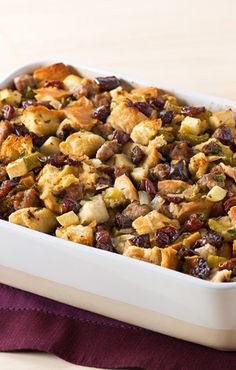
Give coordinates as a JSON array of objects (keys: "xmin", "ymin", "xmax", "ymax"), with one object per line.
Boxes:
[{"xmin": 1, "ymin": 60, "xmax": 236, "ymax": 351}]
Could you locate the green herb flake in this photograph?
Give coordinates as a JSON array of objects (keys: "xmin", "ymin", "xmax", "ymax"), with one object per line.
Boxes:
[
  {"xmin": 227, "ymin": 229, "xmax": 236, "ymax": 235},
  {"xmin": 213, "ymin": 175, "xmax": 223, "ymax": 182},
  {"xmin": 177, "ymin": 186, "xmax": 185, "ymax": 193}
]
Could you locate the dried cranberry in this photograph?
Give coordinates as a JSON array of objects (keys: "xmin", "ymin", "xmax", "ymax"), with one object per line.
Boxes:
[
  {"xmin": 103, "ymin": 166, "xmax": 115, "ymax": 179},
  {"xmin": 164, "ymin": 195, "xmax": 182, "ymax": 204},
  {"xmin": 219, "ymin": 259, "xmax": 236, "ymax": 275},
  {"xmin": 181, "ymin": 106, "xmax": 206, "ymax": 117},
  {"xmin": 95, "ymin": 228, "xmax": 114, "ymax": 252},
  {"xmin": 192, "ymin": 238, "xmax": 207, "ymax": 250},
  {"xmin": 131, "ymin": 146, "xmax": 145, "ymax": 164},
  {"xmin": 179, "ymin": 246, "xmax": 198, "ymax": 258},
  {"xmin": 133, "ymin": 102, "xmax": 152, "ymax": 117},
  {"xmin": 58, "ymin": 124, "xmax": 76, "ymax": 140},
  {"xmin": 115, "ymin": 213, "xmax": 132, "ymax": 229},
  {"xmin": 44, "ymin": 80, "xmax": 64, "ymax": 89},
  {"xmin": 112, "ymin": 130, "xmax": 130, "ymax": 144},
  {"xmin": 205, "ymin": 230, "xmax": 223, "ymax": 248},
  {"xmin": 38, "ymin": 154, "xmax": 65, "ymax": 167},
  {"xmin": 13, "ymin": 124, "xmax": 29, "ymax": 136},
  {"xmin": 139, "ymin": 178, "xmax": 156, "ymax": 195},
  {"xmin": 2, "ymin": 105, "xmax": 14, "ymax": 120},
  {"xmin": 212, "ymin": 125, "xmax": 233, "ymax": 146},
  {"xmin": 22, "ymin": 99, "xmax": 37, "ymax": 109},
  {"xmin": 129, "ymin": 234, "xmax": 150, "ymax": 249},
  {"xmin": 155, "ymin": 226, "xmax": 179, "ymax": 247},
  {"xmin": 30, "ymin": 132, "xmax": 46, "ymax": 147},
  {"xmin": 62, "ymin": 198, "xmax": 80, "ymax": 213},
  {"xmin": 92, "ymin": 105, "xmax": 110, "ymax": 123},
  {"xmin": 210, "ymin": 201, "xmax": 225, "ymax": 218},
  {"xmin": 149, "ymin": 98, "xmax": 165, "ymax": 109},
  {"xmin": 65, "ymin": 157, "xmax": 80, "ymax": 166},
  {"xmin": 224, "ymin": 196, "xmax": 236, "ymax": 213},
  {"xmin": 202, "ymin": 141, "xmax": 222, "ymax": 155},
  {"xmin": 95, "ymin": 76, "xmax": 120, "ymax": 91},
  {"xmin": 169, "ymin": 160, "xmax": 189, "ymax": 181},
  {"xmin": 96, "ymin": 176, "xmax": 113, "ymax": 189},
  {"xmin": 184, "ymin": 214, "xmax": 204, "ymax": 232},
  {"xmin": 159, "ymin": 110, "xmax": 174, "ymax": 124},
  {"xmin": 0, "ymin": 180, "xmax": 16, "ymax": 199},
  {"xmin": 114, "ymin": 167, "xmax": 131, "ymax": 178},
  {"xmin": 190, "ymin": 258, "xmax": 210, "ymax": 279}
]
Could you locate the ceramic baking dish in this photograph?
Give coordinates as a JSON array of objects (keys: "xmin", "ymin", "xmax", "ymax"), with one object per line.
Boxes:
[{"xmin": 1, "ymin": 60, "xmax": 236, "ymax": 351}]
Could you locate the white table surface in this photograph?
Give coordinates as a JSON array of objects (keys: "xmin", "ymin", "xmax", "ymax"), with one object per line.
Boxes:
[{"xmin": 1, "ymin": 0, "xmax": 236, "ymax": 368}]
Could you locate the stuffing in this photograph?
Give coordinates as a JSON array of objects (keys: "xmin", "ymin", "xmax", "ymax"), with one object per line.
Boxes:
[
  {"xmin": 124, "ymin": 245, "xmax": 162, "ymax": 265},
  {"xmin": 0, "ymin": 134, "xmax": 33, "ymax": 162},
  {"xmin": 132, "ymin": 210, "xmax": 179, "ymax": 235},
  {"xmin": 209, "ymin": 109, "xmax": 235, "ymax": 130},
  {"xmin": 178, "ymin": 200, "xmax": 212, "ymax": 223},
  {"xmin": 206, "ymin": 185, "xmax": 227, "ymax": 202},
  {"xmin": 157, "ymin": 180, "xmax": 190, "ymax": 195},
  {"xmin": 102, "ymin": 187, "xmax": 126, "ymax": 208},
  {"xmin": 189, "ymin": 152, "xmax": 209, "ymax": 179},
  {"xmin": 107, "ymin": 102, "xmax": 147, "ymax": 134},
  {"xmin": 130, "ymin": 86, "xmax": 158, "ymax": 100},
  {"xmin": 63, "ymin": 97, "xmax": 97, "ymax": 131},
  {"xmin": 63, "ymin": 74, "xmax": 83, "ymax": 93},
  {"xmin": 114, "ymin": 174, "xmax": 138, "ymax": 202},
  {"xmin": 34, "ymin": 87, "xmax": 70, "ymax": 103},
  {"xmin": 210, "ymin": 269, "xmax": 232, "ymax": 283},
  {"xmin": 228, "ymin": 206, "xmax": 236, "ymax": 222},
  {"xmin": 0, "ymin": 89, "xmax": 21, "ymax": 106},
  {"xmin": 180, "ymin": 116, "xmax": 207, "ymax": 135},
  {"xmin": 79, "ymin": 195, "xmax": 109, "ymax": 225},
  {"xmin": 195, "ymin": 243, "xmax": 217, "ymax": 259},
  {"xmin": 130, "ymin": 119, "xmax": 161, "ymax": 145},
  {"xmin": 39, "ymin": 136, "xmax": 60, "ymax": 156},
  {"xmin": 33, "ymin": 63, "xmax": 71, "ymax": 85},
  {"xmin": 60, "ymin": 130, "xmax": 105, "ymax": 159},
  {"xmin": 220, "ymin": 163, "xmax": 236, "ymax": 182},
  {"xmin": 56, "ymin": 224, "xmax": 94, "ymax": 246},
  {"xmin": 56, "ymin": 211, "xmax": 80, "ymax": 227},
  {"xmin": 161, "ymin": 247, "xmax": 179, "ymax": 270},
  {"xmin": 9, "ymin": 207, "xmax": 57, "ymax": 234},
  {"xmin": 22, "ymin": 105, "xmax": 63, "ymax": 136}
]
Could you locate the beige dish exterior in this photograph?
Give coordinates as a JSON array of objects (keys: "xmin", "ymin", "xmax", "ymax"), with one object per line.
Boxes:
[{"xmin": 1, "ymin": 60, "xmax": 236, "ymax": 351}]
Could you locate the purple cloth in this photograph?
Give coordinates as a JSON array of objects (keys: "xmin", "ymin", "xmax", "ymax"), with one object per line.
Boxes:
[{"xmin": 0, "ymin": 283, "xmax": 236, "ymax": 370}]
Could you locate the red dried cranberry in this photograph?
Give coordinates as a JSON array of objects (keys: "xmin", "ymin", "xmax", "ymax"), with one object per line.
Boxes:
[
  {"xmin": 96, "ymin": 176, "xmax": 113, "ymax": 189},
  {"xmin": 192, "ymin": 238, "xmax": 207, "ymax": 250},
  {"xmin": 92, "ymin": 105, "xmax": 110, "ymax": 123},
  {"xmin": 129, "ymin": 234, "xmax": 150, "ymax": 248},
  {"xmin": 205, "ymin": 230, "xmax": 223, "ymax": 248},
  {"xmin": 164, "ymin": 195, "xmax": 182, "ymax": 204},
  {"xmin": 224, "ymin": 196, "xmax": 236, "ymax": 213},
  {"xmin": 139, "ymin": 178, "xmax": 156, "ymax": 195},
  {"xmin": 30, "ymin": 133, "xmax": 46, "ymax": 147},
  {"xmin": 179, "ymin": 246, "xmax": 198, "ymax": 258},
  {"xmin": 22, "ymin": 99, "xmax": 37, "ymax": 109},
  {"xmin": 114, "ymin": 167, "xmax": 131, "ymax": 178},
  {"xmin": 94, "ymin": 76, "xmax": 120, "ymax": 91},
  {"xmin": 184, "ymin": 214, "xmax": 204, "ymax": 232},
  {"xmin": 115, "ymin": 213, "xmax": 132, "ymax": 229},
  {"xmin": 155, "ymin": 226, "xmax": 179, "ymax": 247},
  {"xmin": 0, "ymin": 180, "xmax": 16, "ymax": 199},
  {"xmin": 190, "ymin": 258, "xmax": 210, "ymax": 279},
  {"xmin": 131, "ymin": 146, "xmax": 145, "ymax": 164},
  {"xmin": 181, "ymin": 106, "xmax": 205, "ymax": 117},
  {"xmin": 58, "ymin": 124, "xmax": 76, "ymax": 140},
  {"xmin": 44, "ymin": 80, "xmax": 64, "ymax": 89},
  {"xmin": 95, "ymin": 228, "xmax": 114, "ymax": 252},
  {"xmin": 159, "ymin": 110, "xmax": 174, "ymax": 124},
  {"xmin": 133, "ymin": 102, "xmax": 152, "ymax": 117},
  {"xmin": 169, "ymin": 160, "xmax": 189, "ymax": 181},
  {"xmin": 2, "ymin": 105, "xmax": 14, "ymax": 120},
  {"xmin": 38, "ymin": 154, "xmax": 65, "ymax": 167},
  {"xmin": 210, "ymin": 201, "xmax": 225, "ymax": 218},
  {"xmin": 219, "ymin": 259, "xmax": 236, "ymax": 275},
  {"xmin": 65, "ymin": 157, "xmax": 80, "ymax": 166},
  {"xmin": 212, "ymin": 125, "xmax": 233, "ymax": 146},
  {"xmin": 149, "ymin": 98, "xmax": 165, "ymax": 109},
  {"xmin": 62, "ymin": 198, "xmax": 80, "ymax": 213},
  {"xmin": 103, "ymin": 166, "xmax": 115, "ymax": 179},
  {"xmin": 13, "ymin": 124, "xmax": 29, "ymax": 136},
  {"xmin": 112, "ymin": 130, "xmax": 130, "ymax": 144}
]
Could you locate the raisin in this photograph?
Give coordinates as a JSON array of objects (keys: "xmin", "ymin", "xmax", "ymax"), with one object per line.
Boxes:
[
  {"xmin": 212, "ymin": 125, "xmax": 233, "ymax": 146},
  {"xmin": 190, "ymin": 258, "xmax": 210, "ymax": 279},
  {"xmin": 169, "ymin": 160, "xmax": 189, "ymax": 181},
  {"xmin": 44, "ymin": 80, "xmax": 64, "ymax": 89},
  {"xmin": 92, "ymin": 105, "xmax": 110, "ymax": 123},
  {"xmin": 2, "ymin": 105, "xmax": 14, "ymax": 120},
  {"xmin": 205, "ymin": 230, "xmax": 223, "ymax": 248},
  {"xmin": 149, "ymin": 98, "xmax": 165, "ymax": 109},
  {"xmin": 181, "ymin": 106, "xmax": 206, "ymax": 117},
  {"xmin": 184, "ymin": 214, "xmax": 204, "ymax": 232},
  {"xmin": 115, "ymin": 213, "xmax": 132, "ymax": 229},
  {"xmin": 94, "ymin": 76, "xmax": 120, "ymax": 91},
  {"xmin": 95, "ymin": 228, "xmax": 114, "ymax": 252},
  {"xmin": 139, "ymin": 178, "xmax": 156, "ymax": 195},
  {"xmin": 155, "ymin": 226, "xmax": 179, "ymax": 247},
  {"xmin": 159, "ymin": 110, "xmax": 174, "ymax": 124},
  {"xmin": 129, "ymin": 234, "xmax": 151, "ymax": 248},
  {"xmin": 112, "ymin": 130, "xmax": 130, "ymax": 144},
  {"xmin": 131, "ymin": 145, "xmax": 145, "ymax": 164}
]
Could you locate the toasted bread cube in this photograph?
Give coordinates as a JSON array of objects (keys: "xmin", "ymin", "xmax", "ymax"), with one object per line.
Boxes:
[
  {"xmin": 112, "ymin": 154, "xmax": 134, "ymax": 169},
  {"xmin": 124, "ymin": 245, "xmax": 162, "ymax": 265},
  {"xmin": 34, "ymin": 87, "xmax": 70, "ymax": 102},
  {"xmin": 56, "ymin": 224, "xmax": 93, "ymax": 246},
  {"xmin": 0, "ymin": 134, "xmax": 33, "ymax": 162},
  {"xmin": 0, "ymin": 89, "xmax": 21, "ymax": 106},
  {"xmin": 180, "ymin": 116, "xmax": 207, "ymax": 135},
  {"xmin": 107, "ymin": 102, "xmax": 147, "ymax": 134},
  {"xmin": 33, "ymin": 63, "xmax": 71, "ymax": 85},
  {"xmin": 228, "ymin": 205, "xmax": 236, "ymax": 222},
  {"xmin": 63, "ymin": 74, "xmax": 83, "ymax": 92},
  {"xmin": 63, "ymin": 97, "xmax": 97, "ymax": 131},
  {"xmin": 6, "ymin": 152, "xmax": 41, "ymax": 179},
  {"xmin": 131, "ymin": 86, "xmax": 158, "ymax": 100},
  {"xmin": 157, "ymin": 180, "xmax": 190, "ymax": 194},
  {"xmin": 79, "ymin": 195, "xmax": 109, "ymax": 225},
  {"xmin": 161, "ymin": 247, "xmax": 178, "ymax": 270},
  {"xmin": 131, "ymin": 167, "xmax": 148, "ymax": 183},
  {"xmin": 9, "ymin": 207, "xmax": 57, "ymax": 234},
  {"xmin": 39, "ymin": 136, "xmax": 60, "ymax": 156},
  {"xmin": 189, "ymin": 152, "xmax": 209, "ymax": 179},
  {"xmin": 209, "ymin": 109, "xmax": 235, "ymax": 129},
  {"xmin": 210, "ymin": 269, "xmax": 231, "ymax": 282},
  {"xmin": 132, "ymin": 210, "xmax": 179, "ymax": 235},
  {"xmin": 56, "ymin": 211, "xmax": 80, "ymax": 227},
  {"xmin": 60, "ymin": 130, "xmax": 104, "ymax": 159},
  {"xmin": 130, "ymin": 119, "xmax": 161, "ymax": 145},
  {"xmin": 22, "ymin": 106, "xmax": 62, "ymax": 136},
  {"xmin": 102, "ymin": 187, "xmax": 126, "ymax": 208},
  {"xmin": 114, "ymin": 174, "xmax": 138, "ymax": 202}
]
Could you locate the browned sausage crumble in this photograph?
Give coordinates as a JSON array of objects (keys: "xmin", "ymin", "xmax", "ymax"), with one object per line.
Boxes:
[{"xmin": 1, "ymin": 62, "xmax": 236, "ymax": 282}]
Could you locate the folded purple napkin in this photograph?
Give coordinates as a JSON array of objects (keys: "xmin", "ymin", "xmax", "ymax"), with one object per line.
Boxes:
[{"xmin": 0, "ymin": 283, "xmax": 235, "ymax": 370}]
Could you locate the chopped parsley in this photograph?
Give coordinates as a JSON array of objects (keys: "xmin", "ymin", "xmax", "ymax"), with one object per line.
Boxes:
[
  {"xmin": 227, "ymin": 229, "xmax": 236, "ymax": 235},
  {"xmin": 213, "ymin": 175, "xmax": 223, "ymax": 182}
]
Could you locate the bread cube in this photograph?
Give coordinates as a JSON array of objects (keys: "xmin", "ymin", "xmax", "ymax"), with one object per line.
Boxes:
[
  {"xmin": 79, "ymin": 195, "xmax": 109, "ymax": 225},
  {"xmin": 56, "ymin": 224, "xmax": 94, "ymax": 246},
  {"xmin": 130, "ymin": 119, "xmax": 161, "ymax": 145},
  {"xmin": 209, "ymin": 109, "xmax": 235, "ymax": 129},
  {"xmin": 22, "ymin": 106, "xmax": 62, "ymax": 136},
  {"xmin": 180, "ymin": 116, "xmax": 206, "ymax": 135}
]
